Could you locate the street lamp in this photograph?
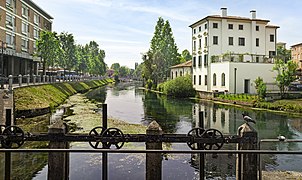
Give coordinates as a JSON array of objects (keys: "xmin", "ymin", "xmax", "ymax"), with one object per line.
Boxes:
[{"xmin": 0, "ymin": 40, "xmax": 7, "ymax": 89}]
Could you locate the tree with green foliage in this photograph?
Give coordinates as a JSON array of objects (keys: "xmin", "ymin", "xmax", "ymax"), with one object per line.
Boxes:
[
  {"xmin": 36, "ymin": 31, "xmax": 60, "ymax": 75},
  {"xmin": 58, "ymin": 32, "xmax": 76, "ymax": 75},
  {"xmin": 180, "ymin": 49, "xmax": 192, "ymax": 63},
  {"xmin": 133, "ymin": 62, "xmax": 143, "ymax": 80},
  {"xmin": 119, "ymin": 66, "xmax": 130, "ymax": 78},
  {"xmin": 277, "ymin": 46, "xmax": 291, "ymax": 63},
  {"xmin": 143, "ymin": 17, "xmax": 180, "ymax": 88},
  {"xmin": 111, "ymin": 63, "xmax": 120, "ymax": 72},
  {"xmin": 74, "ymin": 45, "xmax": 88, "ymax": 74},
  {"xmin": 85, "ymin": 41, "xmax": 106, "ymax": 76},
  {"xmin": 273, "ymin": 59, "xmax": 298, "ymax": 98},
  {"xmin": 254, "ymin": 77, "xmax": 267, "ymax": 99}
]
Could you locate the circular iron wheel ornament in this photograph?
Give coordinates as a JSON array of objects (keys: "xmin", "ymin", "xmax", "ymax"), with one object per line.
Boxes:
[
  {"xmin": 88, "ymin": 126, "xmax": 106, "ymax": 149},
  {"xmin": 201, "ymin": 128, "xmax": 224, "ymax": 150},
  {"xmin": 101, "ymin": 128, "xmax": 125, "ymax": 149},
  {"xmin": 187, "ymin": 128, "xmax": 205, "ymax": 150},
  {"xmin": 1, "ymin": 126, "xmax": 25, "ymax": 149}
]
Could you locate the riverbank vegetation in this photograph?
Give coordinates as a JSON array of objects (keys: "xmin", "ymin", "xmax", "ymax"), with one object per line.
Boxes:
[
  {"xmin": 14, "ymin": 79, "xmax": 113, "ymax": 117},
  {"xmin": 157, "ymin": 75, "xmax": 195, "ymax": 98},
  {"xmin": 213, "ymin": 93, "xmax": 302, "ymax": 114}
]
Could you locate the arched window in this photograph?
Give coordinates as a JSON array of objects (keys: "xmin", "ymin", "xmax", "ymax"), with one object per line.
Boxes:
[
  {"xmin": 180, "ymin": 71, "xmax": 183, "ymax": 76},
  {"xmin": 213, "ymin": 73, "xmax": 216, "ymax": 86},
  {"xmin": 171, "ymin": 72, "xmax": 174, "ymax": 79},
  {"xmin": 176, "ymin": 71, "xmax": 178, "ymax": 77},
  {"xmin": 221, "ymin": 73, "xmax": 225, "ymax": 86}
]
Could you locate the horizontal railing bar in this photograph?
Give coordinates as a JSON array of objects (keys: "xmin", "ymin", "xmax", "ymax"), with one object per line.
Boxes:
[
  {"xmin": 0, "ymin": 133, "xmax": 241, "ymax": 143},
  {"xmin": 0, "ymin": 149, "xmax": 302, "ymax": 154},
  {"xmin": 261, "ymin": 139, "xmax": 302, "ymax": 142}
]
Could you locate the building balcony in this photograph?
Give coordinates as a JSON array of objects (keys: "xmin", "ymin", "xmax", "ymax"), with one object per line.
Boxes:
[{"xmin": 210, "ymin": 53, "xmax": 275, "ymax": 64}]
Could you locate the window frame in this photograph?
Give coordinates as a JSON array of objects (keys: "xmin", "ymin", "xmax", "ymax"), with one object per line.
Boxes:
[
  {"xmin": 238, "ymin": 37, "xmax": 245, "ymax": 46},
  {"xmin": 213, "ymin": 36, "xmax": 218, "ymax": 45},
  {"xmin": 213, "ymin": 73, "xmax": 217, "ymax": 86},
  {"xmin": 213, "ymin": 23, "xmax": 218, "ymax": 29},
  {"xmin": 270, "ymin": 34, "xmax": 274, "ymax": 42},
  {"xmin": 238, "ymin": 24, "xmax": 243, "ymax": 30},
  {"xmin": 229, "ymin": 37, "xmax": 233, "ymax": 46},
  {"xmin": 256, "ymin": 25, "xmax": 259, "ymax": 31},
  {"xmin": 256, "ymin": 38, "xmax": 259, "ymax": 47},
  {"xmin": 221, "ymin": 73, "xmax": 225, "ymax": 86}
]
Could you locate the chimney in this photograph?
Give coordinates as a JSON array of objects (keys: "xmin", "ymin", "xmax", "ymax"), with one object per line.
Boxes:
[
  {"xmin": 221, "ymin": 7, "xmax": 227, "ymax": 17},
  {"xmin": 250, "ymin": 10, "xmax": 256, "ymax": 19}
]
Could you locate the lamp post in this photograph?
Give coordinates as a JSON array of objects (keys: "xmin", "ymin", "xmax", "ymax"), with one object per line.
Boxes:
[{"xmin": 0, "ymin": 40, "xmax": 7, "ymax": 89}]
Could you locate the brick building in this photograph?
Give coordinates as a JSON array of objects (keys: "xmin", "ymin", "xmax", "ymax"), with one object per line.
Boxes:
[
  {"xmin": 0, "ymin": 0, "xmax": 53, "ymax": 77},
  {"xmin": 291, "ymin": 43, "xmax": 302, "ymax": 78}
]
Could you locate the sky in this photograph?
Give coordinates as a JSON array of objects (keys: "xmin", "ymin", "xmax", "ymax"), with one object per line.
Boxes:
[{"xmin": 32, "ymin": 0, "xmax": 302, "ymax": 69}]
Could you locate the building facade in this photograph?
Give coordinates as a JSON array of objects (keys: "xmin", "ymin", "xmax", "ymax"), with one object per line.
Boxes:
[
  {"xmin": 189, "ymin": 8, "xmax": 278, "ymax": 95},
  {"xmin": 0, "ymin": 0, "xmax": 52, "ymax": 77},
  {"xmin": 291, "ymin": 43, "xmax": 302, "ymax": 78},
  {"xmin": 170, "ymin": 60, "xmax": 192, "ymax": 80}
]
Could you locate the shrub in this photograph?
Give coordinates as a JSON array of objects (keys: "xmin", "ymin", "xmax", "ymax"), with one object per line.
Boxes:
[
  {"xmin": 254, "ymin": 77, "xmax": 267, "ymax": 99},
  {"xmin": 157, "ymin": 83, "xmax": 165, "ymax": 92},
  {"xmin": 145, "ymin": 79, "xmax": 153, "ymax": 89},
  {"xmin": 163, "ymin": 75, "xmax": 195, "ymax": 97}
]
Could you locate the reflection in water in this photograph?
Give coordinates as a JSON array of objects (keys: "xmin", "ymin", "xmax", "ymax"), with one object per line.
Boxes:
[{"xmin": 4, "ymin": 82, "xmax": 302, "ymax": 179}]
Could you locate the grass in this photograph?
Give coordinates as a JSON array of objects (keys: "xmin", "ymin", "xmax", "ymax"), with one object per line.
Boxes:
[
  {"xmin": 213, "ymin": 93, "xmax": 302, "ymax": 114},
  {"xmin": 254, "ymin": 98, "xmax": 302, "ymax": 113},
  {"xmin": 14, "ymin": 79, "xmax": 114, "ymax": 111}
]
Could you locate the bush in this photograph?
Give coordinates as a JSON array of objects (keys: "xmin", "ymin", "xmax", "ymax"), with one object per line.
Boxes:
[
  {"xmin": 145, "ymin": 79, "xmax": 153, "ymax": 89},
  {"xmin": 254, "ymin": 77, "xmax": 267, "ymax": 99},
  {"xmin": 163, "ymin": 75, "xmax": 195, "ymax": 97},
  {"xmin": 157, "ymin": 83, "xmax": 165, "ymax": 92}
]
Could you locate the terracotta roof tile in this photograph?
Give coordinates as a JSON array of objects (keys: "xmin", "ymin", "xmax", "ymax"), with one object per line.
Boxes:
[{"xmin": 170, "ymin": 60, "xmax": 192, "ymax": 68}]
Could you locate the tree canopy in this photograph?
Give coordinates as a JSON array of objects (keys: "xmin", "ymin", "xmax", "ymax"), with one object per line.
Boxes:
[
  {"xmin": 276, "ymin": 46, "xmax": 291, "ymax": 63},
  {"xmin": 36, "ymin": 30, "xmax": 107, "ymax": 76},
  {"xmin": 36, "ymin": 31, "xmax": 60, "ymax": 75},
  {"xmin": 143, "ymin": 17, "xmax": 180, "ymax": 88},
  {"xmin": 273, "ymin": 59, "xmax": 298, "ymax": 98},
  {"xmin": 180, "ymin": 49, "xmax": 192, "ymax": 63}
]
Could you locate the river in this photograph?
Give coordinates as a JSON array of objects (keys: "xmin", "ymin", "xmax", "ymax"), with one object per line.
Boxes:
[{"xmin": 2, "ymin": 82, "xmax": 302, "ymax": 179}]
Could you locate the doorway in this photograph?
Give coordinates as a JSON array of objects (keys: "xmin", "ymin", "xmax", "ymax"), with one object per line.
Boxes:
[{"xmin": 244, "ymin": 79, "xmax": 250, "ymax": 94}]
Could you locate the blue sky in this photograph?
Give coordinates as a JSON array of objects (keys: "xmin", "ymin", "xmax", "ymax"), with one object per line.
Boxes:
[{"xmin": 33, "ymin": 0, "xmax": 301, "ymax": 69}]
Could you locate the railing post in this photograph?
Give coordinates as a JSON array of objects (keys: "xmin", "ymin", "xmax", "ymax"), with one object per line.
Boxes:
[
  {"xmin": 48, "ymin": 121, "xmax": 69, "ymax": 180},
  {"xmin": 236, "ymin": 123, "xmax": 258, "ymax": 180},
  {"xmin": 33, "ymin": 74, "xmax": 36, "ymax": 85},
  {"xmin": 26, "ymin": 74, "xmax": 30, "ymax": 86},
  {"xmin": 102, "ymin": 104, "xmax": 108, "ymax": 180},
  {"xmin": 46, "ymin": 75, "xmax": 49, "ymax": 83},
  {"xmin": 8, "ymin": 75, "xmax": 13, "ymax": 91},
  {"xmin": 43, "ymin": 75, "xmax": 46, "ymax": 83},
  {"xmin": 4, "ymin": 151, "xmax": 11, "ymax": 180},
  {"xmin": 199, "ymin": 111, "xmax": 205, "ymax": 180},
  {"xmin": 18, "ymin": 74, "xmax": 22, "ymax": 87},
  {"xmin": 146, "ymin": 121, "xmax": 162, "ymax": 180}
]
